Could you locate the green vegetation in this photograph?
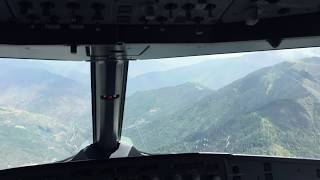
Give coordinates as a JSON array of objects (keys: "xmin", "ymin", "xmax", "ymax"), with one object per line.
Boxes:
[{"xmin": 123, "ymin": 59, "xmax": 320, "ymax": 159}]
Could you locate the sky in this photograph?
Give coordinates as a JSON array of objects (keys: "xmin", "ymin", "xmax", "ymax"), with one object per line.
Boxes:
[
  {"xmin": 1, "ymin": 46, "xmax": 320, "ymax": 79},
  {"xmin": 128, "ymin": 47, "xmax": 320, "ymax": 78}
]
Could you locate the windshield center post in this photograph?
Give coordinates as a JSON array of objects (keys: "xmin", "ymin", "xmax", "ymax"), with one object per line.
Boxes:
[{"xmin": 89, "ymin": 44, "xmax": 129, "ymax": 157}]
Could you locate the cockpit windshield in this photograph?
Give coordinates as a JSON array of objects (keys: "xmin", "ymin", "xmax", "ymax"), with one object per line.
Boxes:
[
  {"xmin": 3, "ymin": 47, "xmax": 320, "ymax": 170},
  {"xmin": 0, "ymin": 59, "xmax": 92, "ymax": 170},
  {"xmin": 123, "ymin": 47, "xmax": 320, "ymax": 159}
]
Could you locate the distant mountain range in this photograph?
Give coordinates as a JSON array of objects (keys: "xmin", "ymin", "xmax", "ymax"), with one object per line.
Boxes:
[
  {"xmin": 127, "ymin": 53, "xmax": 286, "ymax": 95},
  {"xmin": 123, "ymin": 58, "xmax": 320, "ymax": 158}
]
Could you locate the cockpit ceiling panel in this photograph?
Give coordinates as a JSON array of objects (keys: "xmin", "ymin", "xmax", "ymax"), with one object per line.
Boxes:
[
  {"xmin": 0, "ymin": 0, "xmax": 317, "ymax": 45},
  {"xmin": 222, "ymin": 0, "xmax": 320, "ymax": 23},
  {"xmin": 0, "ymin": 1, "xmax": 11, "ymax": 22},
  {"xmin": 0, "ymin": 0, "xmax": 319, "ymax": 25},
  {"xmin": 1, "ymin": 36, "xmax": 320, "ymax": 61}
]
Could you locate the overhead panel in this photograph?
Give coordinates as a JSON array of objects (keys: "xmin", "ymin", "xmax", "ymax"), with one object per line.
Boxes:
[
  {"xmin": 0, "ymin": 0, "xmax": 319, "ymax": 26},
  {"xmin": 222, "ymin": 0, "xmax": 320, "ymax": 23},
  {"xmin": 3, "ymin": 0, "xmax": 232, "ymax": 26},
  {"xmin": 0, "ymin": 0, "xmax": 13, "ymax": 21},
  {"xmin": 0, "ymin": 0, "xmax": 319, "ymax": 53}
]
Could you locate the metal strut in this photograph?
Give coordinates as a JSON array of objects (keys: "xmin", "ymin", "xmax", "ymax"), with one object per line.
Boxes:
[
  {"xmin": 70, "ymin": 43, "xmax": 140, "ymax": 161},
  {"xmin": 90, "ymin": 44, "xmax": 129, "ymax": 154}
]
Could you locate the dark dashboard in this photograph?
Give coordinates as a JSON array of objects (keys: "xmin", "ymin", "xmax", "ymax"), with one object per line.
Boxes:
[{"xmin": 1, "ymin": 153, "xmax": 320, "ymax": 180}]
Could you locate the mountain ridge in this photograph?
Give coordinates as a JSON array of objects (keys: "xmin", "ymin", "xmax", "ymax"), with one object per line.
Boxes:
[
  {"xmin": 123, "ymin": 59, "xmax": 320, "ymax": 158},
  {"xmin": 127, "ymin": 53, "xmax": 287, "ymax": 95}
]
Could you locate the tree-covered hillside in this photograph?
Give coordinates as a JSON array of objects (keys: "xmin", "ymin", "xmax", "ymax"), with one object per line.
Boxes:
[{"xmin": 123, "ymin": 59, "xmax": 320, "ymax": 158}]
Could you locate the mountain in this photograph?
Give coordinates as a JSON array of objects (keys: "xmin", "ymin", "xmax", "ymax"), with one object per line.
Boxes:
[
  {"xmin": 127, "ymin": 53, "xmax": 286, "ymax": 95},
  {"xmin": 0, "ymin": 106, "xmax": 72, "ymax": 169},
  {"xmin": 0, "ymin": 66, "xmax": 92, "ymax": 139},
  {"xmin": 0, "ymin": 67, "xmax": 91, "ymax": 121},
  {"xmin": 0, "ymin": 63, "xmax": 92, "ymax": 168},
  {"xmin": 123, "ymin": 58, "xmax": 320, "ymax": 158},
  {"xmin": 122, "ymin": 83, "xmax": 213, "ymax": 149},
  {"xmin": 0, "ymin": 59, "xmax": 90, "ymax": 85}
]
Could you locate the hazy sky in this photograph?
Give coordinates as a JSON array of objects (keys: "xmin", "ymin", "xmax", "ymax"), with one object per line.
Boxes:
[{"xmin": 128, "ymin": 47, "xmax": 320, "ymax": 78}]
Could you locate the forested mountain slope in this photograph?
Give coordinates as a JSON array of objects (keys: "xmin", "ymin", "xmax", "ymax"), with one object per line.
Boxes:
[{"xmin": 124, "ymin": 59, "xmax": 320, "ymax": 158}]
